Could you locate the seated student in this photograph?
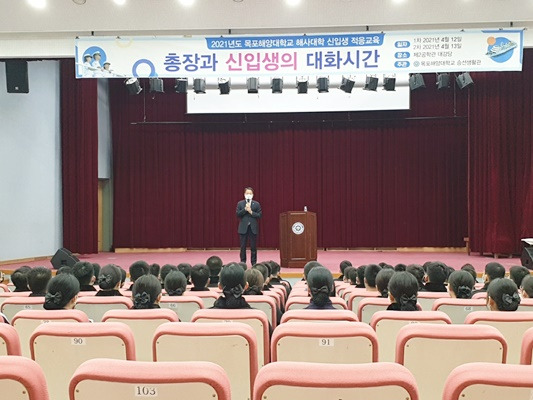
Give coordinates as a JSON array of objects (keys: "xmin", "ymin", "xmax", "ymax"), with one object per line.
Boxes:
[
  {"xmin": 461, "ymin": 264, "xmax": 478, "ymax": 282},
  {"xmin": 269, "ymin": 260, "xmax": 292, "ymax": 294},
  {"xmin": 190, "ymin": 264, "xmax": 211, "ymax": 291},
  {"xmin": 447, "ymin": 270, "xmax": 475, "ymax": 299},
  {"xmin": 422, "ymin": 262, "xmax": 448, "ymax": 292},
  {"xmin": 253, "ymin": 263, "xmax": 273, "ymax": 291},
  {"xmin": 509, "ymin": 265, "xmax": 530, "ymax": 288},
  {"xmin": 355, "ymin": 265, "xmax": 366, "ymax": 288},
  {"xmin": 305, "ymin": 267, "xmax": 335, "ymax": 310},
  {"xmin": 212, "ymin": 263, "xmax": 252, "ymax": 309},
  {"xmin": 131, "ymin": 274, "xmax": 162, "ymax": 309},
  {"xmin": 445, "ymin": 265, "xmax": 455, "ymax": 284},
  {"xmin": 95, "ymin": 264, "xmax": 123, "ymax": 296},
  {"xmin": 406, "ymin": 264, "xmax": 425, "ymax": 290},
  {"xmin": 92, "ymin": 263, "xmax": 101, "ymax": 282},
  {"xmin": 206, "ymin": 256, "xmax": 223, "ymax": 287},
  {"xmin": 379, "ymin": 263, "xmax": 394, "ymax": 270},
  {"xmin": 119, "ymin": 268, "xmax": 127, "ymax": 288},
  {"xmin": 72, "ymin": 261, "xmax": 96, "ymax": 291},
  {"xmin": 44, "ymin": 274, "xmax": 80, "ymax": 310},
  {"xmin": 160, "ymin": 264, "xmax": 178, "ymax": 289},
  {"xmin": 487, "ymin": 278, "xmax": 520, "ymax": 312},
  {"xmin": 164, "ymin": 271, "xmax": 187, "ymax": 296},
  {"xmin": 394, "ymin": 263, "xmax": 407, "ymax": 272},
  {"xmin": 243, "ymin": 269, "xmax": 264, "ymax": 295},
  {"xmin": 128, "ymin": 260, "xmax": 149, "ymax": 291},
  {"xmin": 520, "ymin": 275, "xmax": 533, "ymax": 298},
  {"xmin": 10, "ymin": 266, "xmax": 31, "ymax": 292},
  {"xmin": 336, "ymin": 260, "xmax": 352, "ymax": 281},
  {"xmin": 474, "ymin": 262, "xmax": 506, "ymax": 293},
  {"xmin": 345, "ymin": 267, "xmax": 357, "ymax": 286},
  {"xmin": 387, "ymin": 271, "xmax": 419, "ymax": 311},
  {"xmin": 28, "ymin": 267, "xmax": 52, "ymax": 297},
  {"xmin": 149, "ymin": 263, "xmax": 160, "ymax": 279},
  {"xmin": 177, "ymin": 263, "xmax": 192, "ymax": 284},
  {"xmin": 238, "ymin": 262, "xmax": 248, "ymax": 271},
  {"xmin": 56, "ymin": 266, "xmax": 73, "ymax": 275},
  {"xmin": 364, "ymin": 264, "xmax": 382, "ymax": 292},
  {"xmin": 376, "ymin": 268, "xmax": 394, "ymax": 298},
  {"xmin": 303, "ymin": 261, "xmax": 322, "ymax": 282}
]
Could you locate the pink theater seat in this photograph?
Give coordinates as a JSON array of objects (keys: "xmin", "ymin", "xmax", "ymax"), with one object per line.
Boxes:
[
  {"xmin": 472, "ymin": 291, "xmax": 487, "ymax": 299},
  {"xmin": 0, "ymin": 284, "xmax": 9, "ymax": 292},
  {"xmin": 182, "ymin": 290, "xmax": 219, "ymax": 308},
  {"xmin": 69, "ymin": 358, "xmax": 231, "ymax": 400},
  {"xmin": 191, "ymin": 308, "xmax": 270, "ymax": 367},
  {"xmin": 346, "ymin": 290, "xmax": 381, "ymax": 312},
  {"xmin": 285, "ymin": 296, "xmax": 347, "ymax": 311},
  {"xmin": 518, "ymin": 298, "xmax": 533, "ymax": 312},
  {"xmin": 280, "ymin": 309, "xmax": 358, "ymax": 323},
  {"xmin": 31, "ymin": 322, "xmax": 136, "ymax": 400},
  {"xmin": 357, "ymin": 297, "xmax": 391, "ymax": 323},
  {"xmin": 0, "ymin": 323, "xmax": 21, "ymax": 356},
  {"xmin": 443, "ymin": 362, "xmax": 533, "ymax": 400},
  {"xmin": 154, "ymin": 321, "xmax": 257, "ymax": 400},
  {"xmin": 0, "ymin": 355, "xmax": 49, "ymax": 400},
  {"xmin": 416, "ymin": 291, "xmax": 451, "ymax": 311},
  {"xmin": 432, "ymin": 298, "xmax": 488, "ymax": 324},
  {"xmin": 465, "ymin": 310, "xmax": 533, "ymax": 364},
  {"xmin": 271, "ymin": 321, "xmax": 378, "ymax": 363},
  {"xmin": 1, "ymin": 296, "xmax": 45, "ymax": 321},
  {"xmin": 396, "ymin": 323, "xmax": 507, "ymax": 400},
  {"xmin": 159, "ymin": 295, "xmax": 204, "ymax": 322},
  {"xmin": 521, "ymin": 327, "xmax": 533, "ymax": 364},
  {"xmin": 243, "ymin": 295, "xmax": 277, "ymax": 328},
  {"xmin": 75, "ymin": 296, "xmax": 133, "ymax": 322},
  {"xmin": 253, "ymin": 361, "xmax": 419, "ymax": 400}
]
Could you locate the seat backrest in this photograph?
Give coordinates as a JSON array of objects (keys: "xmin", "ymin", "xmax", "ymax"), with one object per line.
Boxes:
[
  {"xmin": 0, "ymin": 283, "xmax": 9, "ymax": 292},
  {"xmin": 443, "ymin": 362, "xmax": 533, "ymax": 400},
  {"xmin": 0, "ymin": 292, "xmax": 31, "ymax": 308},
  {"xmin": 70, "ymin": 358, "xmax": 231, "ymax": 400},
  {"xmin": 369, "ymin": 310, "xmax": 451, "ymax": 362},
  {"xmin": 0, "ymin": 323, "xmax": 21, "ymax": 355},
  {"xmin": 465, "ymin": 311, "xmax": 533, "ymax": 364},
  {"xmin": 521, "ymin": 326, "xmax": 533, "ymax": 364},
  {"xmin": 396, "ymin": 323, "xmax": 506, "ymax": 400},
  {"xmin": 243, "ymin": 295, "xmax": 277, "ymax": 327},
  {"xmin": 75, "ymin": 296, "xmax": 133, "ymax": 322},
  {"xmin": 285, "ymin": 296, "xmax": 347, "ymax": 311},
  {"xmin": 0, "ymin": 356, "xmax": 49, "ymax": 400},
  {"xmin": 357, "ymin": 297, "xmax": 390, "ymax": 323},
  {"xmin": 346, "ymin": 290, "xmax": 381, "ymax": 312},
  {"xmin": 416, "ymin": 291, "xmax": 451, "ymax": 310},
  {"xmin": 159, "ymin": 296, "xmax": 204, "ymax": 322},
  {"xmin": 253, "ymin": 361, "xmax": 419, "ymax": 400},
  {"xmin": 182, "ymin": 291, "xmax": 219, "ymax": 308},
  {"xmin": 518, "ymin": 298, "xmax": 533, "ymax": 312},
  {"xmin": 280, "ymin": 309, "xmax": 358, "ymax": 324},
  {"xmin": 1, "ymin": 297, "xmax": 45, "ymax": 321},
  {"xmin": 271, "ymin": 321, "xmax": 378, "ymax": 364},
  {"xmin": 432, "ymin": 298, "xmax": 488, "ymax": 324},
  {"xmin": 472, "ymin": 291, "xmax": 487, "ymax": 299},
  {"xmin": 30, "ymin": 322, "xmax": 135, "ymax": 400},
  {"xmin": 262, "ymin": 290, "xmax": 282, "ymax": 309},
  {"xmin": 154, "ymin": 321, "xmax": 257, "ymax": 400},
  {"xmin": 11, "ymin": 309, "xmax": 89, "ymax": 358},
  {"xmin": 191, "ymin": 308, "xmax": 269, "ymax": 368}
]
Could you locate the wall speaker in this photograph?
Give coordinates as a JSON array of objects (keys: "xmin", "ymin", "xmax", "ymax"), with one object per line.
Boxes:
[
  {"xmin": 5, "ymin": 60, "xmax": 29, "ymax": 94},
  {"xmin": 50, "ymin": 248, "xmax": 79, "ymax": 269}
]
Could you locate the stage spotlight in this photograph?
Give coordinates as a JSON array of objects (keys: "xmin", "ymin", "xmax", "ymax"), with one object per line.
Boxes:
[
  {"xmin": 364, "ymin": 75, "xmax": 379, "ymax": 91},
  {"xmin": 409, "ymin": 73, "xmax": 426, "ymax": 91},
  {"xmin": 149, "ymin": 78, "xmax": 164, "ymax": 93},
  {"xmin": 193, "ymin": 78, "xmax": 206, "ymax": 94},
  {"xmin": 218, "ymin": 78, "xmax": 231, "ymax": 94},
  {"xmin": 316, "ymin": 76, "xmax": 329, "ymax": 93},
  {"xmin": 456, "ymin": 72, "xmax": 474, "ymax": 90},
  {"xmin": 247, "ymin": 77, "xmax": 259, "ymax": 93},
  {"xmin": 297, "ymin": 76, "xmax": 308, "ymax": 94},
  {"xmin": 174, "ymin": 78, "xmax": 188, "ymax": 93},
  {"xmin": 125, "ymin": 78, "xmax": 142, "ymax": 95},
  {"xmin": 339, "ymin": 76, "xmax": 355, "ymax": 93},
  {"xmin": 271, "ymin": 78, "xmax": 283, "ymax": 93},
  {"xmin": 383, "ymin": 76, "xmax": 396, "ymax": 91},
  {"xmin": 436, "ymin": 73, "xmax": 450, "ymax": 90}
]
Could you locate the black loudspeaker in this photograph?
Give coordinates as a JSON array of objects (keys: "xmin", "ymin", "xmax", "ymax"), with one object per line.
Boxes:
[
  {"xmin": 522, "ymin": 247, "xmax": 533, "ymax": 270},
  {"xmin": 50, "ymin": 248, "xmax": 79, "ymax": 270},
  {"xmin": 5, "ymin": 60, "xmax": 29, "ymax": 93}
]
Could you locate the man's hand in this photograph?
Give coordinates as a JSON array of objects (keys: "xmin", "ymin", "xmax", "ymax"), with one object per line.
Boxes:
[{"xmin": 245, "ymin": 203, "xmax": 252, "ymax": 214}]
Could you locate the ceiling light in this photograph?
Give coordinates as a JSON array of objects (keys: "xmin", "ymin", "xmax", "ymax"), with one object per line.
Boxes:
[
  {"xmin": 113, "ymin": 0, "xmax": 126, "ymax": 5},
  {"xmin": 296, "ymin": 76, "xmax": 308, "ymax": 94},
  {"xmin": 436, "ymin": 73, "xmax": 450, "ymax": 90},
  {"xmin": 340, "ymin": 76, "xmax": 355, "ymax": 93},
  {"xmin": 218, "ymin": 78, "xmax": 231, "ymax": 95},
  {"xmin": 125, "ymin": 78, "xmax": 142, "ymax": 95},
  {"xmin": 456, "ymin": 72, "xmax": 474, "ymax": 90},
  {"xmin": 178, "ymin": 0, "xmax": 196, "ymax": 6},
  {"xmin": 364, "ymin": 76, "xmax": 379, "ymax": 91},
  {"xmin": 149, "ymin": 78, "xmax": 164, "ymax": 93},
  {"xmin": 27, "ymin": 0, "xmax": 47, "ymax": 9},
  {"xmin": 409, "ymin": 73, "xmax": 426, "ymax": 91},
  {"xmin": 174, "ymin": 78, "xmax": 188, "ymax": 93},
  {"xmin": 286, "ymin": 0, "xmax": 302, "ymax": 6},
  {"xmin": 317, "ymin": 76, "xmax": 329, "ymax": 93},
  {"xmin": 383, "ymin": 76, "xmax": 396, "ymax": 91},
  {"xmin": 247, "ymin": 77, "xmax": 259, "ymax": 93},
  {"xmin": 72, "ymin": 0, "xmax": 86, "ymax": 4},
  {"xmin": 271, "ymin": 78, "xmax": 283, "ymax": 93},
  {"xmin": 193, "ymin": 78, "xmax": 206, "ymax": 94}
]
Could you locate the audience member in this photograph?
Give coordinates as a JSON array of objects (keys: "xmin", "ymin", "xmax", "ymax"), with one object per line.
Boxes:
[
  {"xmin": 364, "ymin": 264, "xmax": 382, "ymax": 291},
  {"xmin": 355, "ymin": 265, "xmax": 366, "ymax": 288},
  {"xmin": 164, "ymin": 271, "xmax": 187, "ymax": 296},
  {"xmin": 92, "ymin": 263, "xmax": 101, "ymax": 281},
  {"xmin": 521, "ymin": 275, "xmax": 533, "ymax": 298},
  {"xmin": 56, "ymin": 266, "xmax": 73, "ymax": 275},
  {"xmin": 10, "ymin": 266, "xmax": 31, "ymax": 292},
  {"xmin": 406, "ymin": 264, "xmax": 425, "ymax": 290},
  {"xmin": 394, "ymin": 263, "xmax": 407, "ymax": 272},
  {"xmin": 238, "ymin": 262, "xmax": 248, "ymax": 271},
  {"xmin": 423, "ymin": 262, "xmax": 448, "ymax": 292},
  {"xmin": 160, "ymin": 264, "xmax": 178, "ymax": 288},
  {"xmin": 149, "ymin": 263, "xmax": 161, "ymax": 279},
  {"xmin": 379, "ymin": 262, "xmax": 394, "ymax": 270},
  {"xmin": 269, "ymin": 260, "xmax": 291, "ymax": 294},
  {"xmin": 128, "ymin": 261, "xmax": 149, "ymax": 291},
  {"xmin": 509, "ymin": 265, "xmax": 530, "ymax": 288},
  {"xmin": 28, "ymin": 267, "xmax": 52, "ymax": 297},
  {"xmin": 447, "ymin": 270, "xmax": 475, "ymax": 299},
  {"xmin": 190, "ymin": 264, "xmax": 210, "ymax": 291},
  {"xmin": 303, "ymin": 261, "xmax": 322, "ymax": 281},
  {"xmin": 474, "ymin": 262, "xmax": 506, "ymax": 293},
  {"xmin": 461, "ymin": 264, "xmax": 478, "ymax": 282},
  {"xmin": 345, "ymin": 267, "xmax": 357, "ymax": 285},
  {"xmin": 487, "ymin": 278, "xmax": 520, "ymax": 311},
  {"xmin": 44, "ymin": 274, "xmax": 80, "ymax": 310},
  {"xmin": 72, "ymin": 261, "xmax": 96, "ymax": 291},
  {"xmin": 96, "ymin": 264, "xmax": 123, "ymax": 296},
  {"xmin": 177, "ymin": 263, "xmax": 192, "ymax": 284},
  {"xmin": 131, "ymin": 274, "xmax": 161, "ymax": 309},
  {"xmin": 119, "ymin": 268, "xmax": 127, "ymax": 288},
  {"xmin": 243, "ymin": 269, "xmax": 264, "ymax": 295},
  {"xmin": 336, "ymin": 260, "xmax": 352, "ymax": 281},
  {"xmin": 376, "ymin": 268, "xmax": 394, "ymax": 298},
  {"xmin": 212, "ymin": 263, "xmax": 251, "ymax": 309},
  {"xmin": 206, "ymin": 256, "xmax": 223, "ymax": 287},
  {"xmin": 306, "ymin": 267, "xmax": 335, "ymax": 310},
  {"xmin": 387, "ymin": 271, "xmax": 418, "ymax": 311}
]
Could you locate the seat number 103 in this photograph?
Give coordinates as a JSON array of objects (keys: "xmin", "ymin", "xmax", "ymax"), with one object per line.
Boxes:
[{"xmin": 135, "ymin": 386, "xmax": 158, "ymax": 397}]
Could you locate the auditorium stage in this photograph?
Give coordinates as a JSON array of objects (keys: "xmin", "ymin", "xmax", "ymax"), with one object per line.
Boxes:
[{"xmin": 1, "ymin": 250, "xmax": 522, "ymax": 277}]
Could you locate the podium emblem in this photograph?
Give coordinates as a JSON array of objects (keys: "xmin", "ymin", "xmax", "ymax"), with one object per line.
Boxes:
[{"xmin": 292, "ymin": 222, "xmax": 305, "ymax": 235}]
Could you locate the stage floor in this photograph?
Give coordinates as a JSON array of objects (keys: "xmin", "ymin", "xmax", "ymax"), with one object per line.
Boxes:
[{"xmin": 1, "ymin": 250, "xmax": 521, "ymax": 277}]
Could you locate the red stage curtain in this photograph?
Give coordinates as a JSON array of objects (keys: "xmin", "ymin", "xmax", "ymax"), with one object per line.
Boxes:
[
  {"xmin": 60, "ymin": 59, "xmax": 99, "ymax": 254},
  {"xmin": 468, "ymin": 50, "xmax": 533, "ymax": 254},
  {"xmin": 110, "ymin": 75, "xmax": 468, "ymax": 249}
]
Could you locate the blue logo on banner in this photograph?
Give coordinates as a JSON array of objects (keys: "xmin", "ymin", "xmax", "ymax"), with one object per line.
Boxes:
[
  {"xmin": 486, "ymin": 36, "xmax": 517, "ymax": 63},
  {"xmin": 132, "ymin": 59, "xmax": 158, "ymax": 77}
]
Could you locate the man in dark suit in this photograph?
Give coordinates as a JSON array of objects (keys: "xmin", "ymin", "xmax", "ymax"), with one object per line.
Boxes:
[{"xmin": 236, "ymin": 187, "xmax": 262, "ymax": 266}]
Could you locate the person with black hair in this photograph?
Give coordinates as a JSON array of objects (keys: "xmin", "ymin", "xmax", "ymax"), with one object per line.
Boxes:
[
  {"xmin": 387, "ymin": 271, "xmax": 418, "ymax": 311},
  {"xmin": 355, "ymin": 265, "xmax": 366, "ymax": 288},
  {"xmin": 521, "ymin": 275, "xmax": 533, "ymax": 298},
  {"xmin": 269, "ymin": 260, "xmax": 292, "ymax": 295},
  {"xmin": 149, "ymin": 263, "xmax": 161, "ymax": 279},
  {"xmin": 305, "ymin": 267, "xmax": 335, "ymax": 309},
  {"xmin": 243, "ymin": 269, "xmax": 264, "ymax": 295},
  {"xmin": 119, "ymin": 268, "xmax": 127, "ymax": 288},
  {"xmin": 10, "ymin": 266, "xmax": 31, "ymax": 292},
  {"xmin": 445, "ymin": 266, "xmax": 455, "ymax": 284},
  {"xmin": 474, "ymin": 262, "xmax": 506, "ymax": 294},
  {"xmin": 131, "ymin": 274, "xmax": 161, "ymax": 309},
  {"xmin": 92, "ymin": 263, "xmax": 101, "ymax": 282},
  {"xmin": 303, "ymin": 261, "xmax": 322, "ymax": 281},
  {"xmin": 364, "ymin": 264, "xmax": 382, "ymax": 291},
  {"xmin": 394, "ymin": 263, "xmax": 407, "ymax": 272},
  {"xmin": 509, "ymin": 266, "xmax": 530, "ymax": 288},
  {"xmin": 345, "ymin": 267, "xmax": 357, "ymax": 285},
  {"xmin": 447, "ymin": 270, "xmax": 475, "ymax": 299},
  {"xmin": 336, "ymin": 260, "xmax": 352, "ymax": 281},
  {"xmin": 212, "ymin": 263, "xmax": 252, "ymax": 310},
  {"xmin": 406, "ymin": 264, "xmax": 425, "ymax": 290},
  {"xmin": 128, "ymin": 261, "xmax": 149, "ymax": 291},
  {"xmin": 487, "ymin": 278, "xmax": 520, "ymax": 311},
  {"xmin": 96, "ymin": 264, "xmax": 123, "ymax": 296},
  {"xmin": 190, "ymin": 264, "xmax": 211, "ymax": 291},
  {"xmin": 461, "ymin": 264, "xmax": 478, "ymax": 282},
  {"xmin": 253, "ymin": 263, "xmax": 274, "ymax": 292},
  {"xmin": 177, "ymin": 263, "xmax": 192, "ymax": 284},
  {"xmin": 72, "ymin": 261, "xmax": 96, "ymax": 291},
  {"xmin": 164, "ymin": 271, "xmax": 187, "ymax": 296},
  {"xmin": 44, "ymin": 274, "xmax": 80, "ymax": 310},
  {"xmin": 206, "ymin": 256, "xmax": 223, "ymax": 287},
  {"xmin": 376, "ymin": 269, "xmax": 394, "ymax": 298},
  {"xmin": 160, "ymin": 264, "xmax": 178, "ymax": 289},
  {"xmin": 380, "ymin": 263, "xmax": 394, "ymax": 270},
  {"xmin": 56, "ymin": 266, "xmax": 73, "ymax": 275},
  {"xmin": 238, "ymin": 262, "xmax": 248, "ymax": 271},
  {"xmin": 28, "ymin": 267, "xmax": 52, "ymax": 297},
  {"xmin": 236, "ymin": 187, "xmax": 262, "ymax": 266},
  {"xmin": 423, "ymin": 262, "xmax": 448, "ymax": 292}
]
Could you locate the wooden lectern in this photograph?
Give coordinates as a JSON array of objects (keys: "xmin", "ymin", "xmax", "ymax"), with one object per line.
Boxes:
[{"xmin": 279, "ymin": 211, "xmax": 317, "ymax": 269}]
